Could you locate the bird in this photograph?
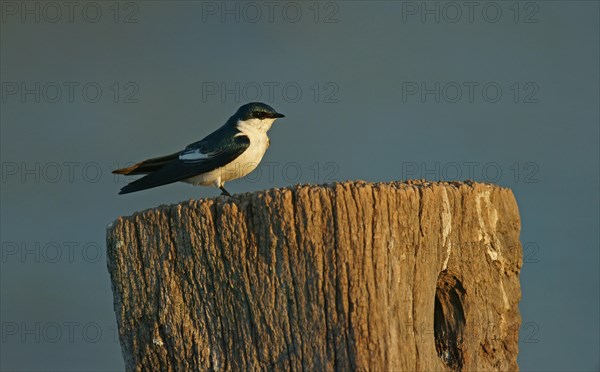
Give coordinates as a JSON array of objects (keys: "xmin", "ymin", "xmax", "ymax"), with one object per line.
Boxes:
[{"xmin": 113, "ymin": 102, "xmax": 285, "ymax": 196}]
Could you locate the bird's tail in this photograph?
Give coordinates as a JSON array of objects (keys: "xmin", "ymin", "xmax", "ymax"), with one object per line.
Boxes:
[
  {"xmin": 113, "ymin": 152, "xmax": 180, "ymax": 175},
  {"xmin": 116, "ymin": 158, "xmax": 194, "ymax": 195},
  {"xmin": 118, "ymin": 174, "xmax": 165, "ymax": 194}
]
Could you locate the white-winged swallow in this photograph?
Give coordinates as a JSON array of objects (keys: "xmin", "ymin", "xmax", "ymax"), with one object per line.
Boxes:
[{"xmin": 113, "ymin": 102, "xmax": 285, "ymax": 196}]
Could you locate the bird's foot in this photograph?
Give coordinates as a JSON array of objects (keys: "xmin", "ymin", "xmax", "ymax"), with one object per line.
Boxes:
[{"xmin": 219, "ymin": 186, "xmax": 232, "ymax": 197}]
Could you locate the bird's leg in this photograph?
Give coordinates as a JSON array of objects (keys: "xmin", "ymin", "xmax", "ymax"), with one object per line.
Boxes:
[{"xmin": 219, "ymin": 185, "xmax": 232, "ymax": 197}]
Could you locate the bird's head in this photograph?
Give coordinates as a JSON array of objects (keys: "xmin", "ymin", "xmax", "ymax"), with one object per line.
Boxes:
[{"xmin": 232, "ymin": 102, "xmax": 285, "ymax": 132}]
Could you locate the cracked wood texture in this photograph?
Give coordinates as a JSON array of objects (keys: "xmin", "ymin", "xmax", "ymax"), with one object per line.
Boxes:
[{"xmin": 106, "ymin": 180, "xmax": 522, "ymax": 371}]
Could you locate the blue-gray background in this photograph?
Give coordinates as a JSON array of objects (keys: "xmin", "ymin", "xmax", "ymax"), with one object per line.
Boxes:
[{"xmin": 1, "ymin": 1, "xmax": 598, "ymax": 371}]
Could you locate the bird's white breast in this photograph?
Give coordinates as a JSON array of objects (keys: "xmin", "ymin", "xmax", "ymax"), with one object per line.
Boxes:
[
  {"xmin": 183, "ymin": 118, "xmax": 273, "ymax": 187},
  {"xmin": 225, "ymin": 120, "xmax": 271, "ymax": 179}
]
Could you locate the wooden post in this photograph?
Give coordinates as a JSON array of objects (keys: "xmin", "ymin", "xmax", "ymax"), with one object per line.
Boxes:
[{"xmin": 106, "ymin": 180, "xmax": 522, "ymax": 371}]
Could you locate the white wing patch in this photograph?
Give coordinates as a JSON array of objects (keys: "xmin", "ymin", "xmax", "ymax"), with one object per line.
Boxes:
[{"xmin": 179, "ymin": 148, "xmax": 211, "ymax": 161}]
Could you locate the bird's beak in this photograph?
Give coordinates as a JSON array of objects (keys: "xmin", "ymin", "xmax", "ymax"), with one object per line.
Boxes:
[{"xmin": 271, "ymin": 113, "xmax": 285, "ymax": 118}]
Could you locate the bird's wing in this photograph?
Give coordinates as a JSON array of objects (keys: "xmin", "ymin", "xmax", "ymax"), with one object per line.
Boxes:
[{"xmin": 118, "ymin": 131, "xmax": 250, "ymax": 194}]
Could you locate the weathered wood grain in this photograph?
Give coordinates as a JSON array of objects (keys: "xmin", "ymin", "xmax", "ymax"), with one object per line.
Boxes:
[{"xmin": 106, "ymin": 180, "xmax": 522, "ymax": 371}]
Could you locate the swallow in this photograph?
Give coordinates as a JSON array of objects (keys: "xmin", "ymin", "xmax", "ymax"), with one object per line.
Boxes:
[{"xmin": 113, "ymin": 102, "xmax": 285, "ymax": 196}]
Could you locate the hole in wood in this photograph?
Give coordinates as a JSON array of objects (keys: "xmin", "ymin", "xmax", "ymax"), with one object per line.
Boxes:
[{"xmin": 434, "ymin": 270, "xmax": 466, "ymax": 371}]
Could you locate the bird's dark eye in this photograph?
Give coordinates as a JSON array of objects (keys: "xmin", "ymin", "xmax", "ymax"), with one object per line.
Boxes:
[{"xmin": 254, "ymin": 112, "xmax": 267, "ymax": 119}]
